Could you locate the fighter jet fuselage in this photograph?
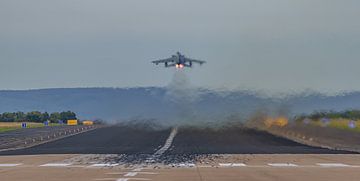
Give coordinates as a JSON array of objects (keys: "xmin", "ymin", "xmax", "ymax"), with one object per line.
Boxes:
[{"xmin": 152, "ymin": 52, "xmax": 205, "ymax": 69}]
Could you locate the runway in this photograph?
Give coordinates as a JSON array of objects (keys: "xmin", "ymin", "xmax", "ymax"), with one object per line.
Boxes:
[
  {"xmin": 0, "ymin": 124, "xmax": 350, "ymax": 155},
  {"xmin": 0, "ymin": 124, "xmax": 358, "ymax": 180},
  {"xmin": 167, "ymin": 127, "xmax": 346, "ymax": 154}
]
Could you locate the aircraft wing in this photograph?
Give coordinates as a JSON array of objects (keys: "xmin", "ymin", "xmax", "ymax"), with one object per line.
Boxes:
[
  {"xmin": 184, "ymin": 58, "xmax": 206, "ymax": 65},
  {"xmin": 152, "ymin": 57, "xmax": 175, "ymax": 64}
]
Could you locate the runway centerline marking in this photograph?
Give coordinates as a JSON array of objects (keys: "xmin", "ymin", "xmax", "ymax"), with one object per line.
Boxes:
[
  {"xmin": 146, "ymin": 127, "xmax": 178, "ymax": 162},
  {"xmin": 153, "ymin": 127, "xmax": 177, "ymax": 156},
  {"xmin": 0, "ymin": 163, "xmax": 22, "ymax": 167}
]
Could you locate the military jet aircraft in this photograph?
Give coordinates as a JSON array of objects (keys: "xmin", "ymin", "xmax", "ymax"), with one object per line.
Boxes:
[{"xmin": 152, "ymin": 52, "xmax": 206, "ymax": 68}]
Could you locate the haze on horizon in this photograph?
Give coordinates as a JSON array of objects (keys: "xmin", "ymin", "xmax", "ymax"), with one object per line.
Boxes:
[{"xmin": 1, "ymin": 0, "xmax": 359, "ymax": 94}]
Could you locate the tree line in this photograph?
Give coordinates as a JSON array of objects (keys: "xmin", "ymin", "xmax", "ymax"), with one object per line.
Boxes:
[
  {"xmin": 0, "ymin": 111, "xmax": 77, "ymax": 123},
  {"xmin": 297, "ymin": 110, "xmax": 360, "ymax": 121}
]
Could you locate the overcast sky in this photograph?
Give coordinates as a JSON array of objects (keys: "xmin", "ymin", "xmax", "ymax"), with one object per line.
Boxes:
[{"xmin": 1, "ymin": 0, "xmax": 359, "ymax": 93}]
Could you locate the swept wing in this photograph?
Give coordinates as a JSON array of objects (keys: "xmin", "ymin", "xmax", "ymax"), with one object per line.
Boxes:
[
  {"xmin": 152, "ymin": 57, "xmax": 175, "ymax": 65},
  {"xmin": 184, "ymin": 58, "xmax": 206, "ymax": 65}
]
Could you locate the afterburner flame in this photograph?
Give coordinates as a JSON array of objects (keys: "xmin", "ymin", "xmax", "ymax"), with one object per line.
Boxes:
[{"xmin": 176, "ymin": 64, "xmax": 184, "ymax": 69}]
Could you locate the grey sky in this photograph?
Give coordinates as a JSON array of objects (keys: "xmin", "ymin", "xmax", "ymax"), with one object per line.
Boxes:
[{"xmin": 1, "ymin": 0, "xmax": 359, "ymax": 93}]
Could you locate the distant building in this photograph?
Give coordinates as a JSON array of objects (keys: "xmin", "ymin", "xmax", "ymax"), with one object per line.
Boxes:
[
  {"xmin": 82, "ymin": 120, "xmax": 93, "ymax": 125},
  {"xmin": 67, "ymin": 119, "xmax": 78, "ymax": 125}
]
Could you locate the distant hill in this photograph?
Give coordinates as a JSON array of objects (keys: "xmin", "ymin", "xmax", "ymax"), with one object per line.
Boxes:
[{"xmin": 1, "ymin": 88, "xmax": 360, "ymax": 122}]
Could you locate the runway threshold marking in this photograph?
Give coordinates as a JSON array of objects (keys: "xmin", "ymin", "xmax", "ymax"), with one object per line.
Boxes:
[
  {"xmin": 268, "ymin": 163, "xmax": 298, "ymax": 167},
  {"xmin": 0, "ymin": 163, "xmax": 22, "ymax": 167},
  {"xmin": 198, "ymin": 165, "xmax": 213, "ymax": 168},
  {"xmin": 177, "ymin": 163, "xmax": 196, "ymax": 167},
  {"xmin": 94, "ymin": 178, "xmax": 151, "ymax": 181},
  {"xmin": 116, "ymin": 179, "xmax": 151, "ymax": 181},
  {"xmin": 89, "ymin": 163, "xmax": 119, "ymax": 167},
  {"xmin": 124, "ymin": 172, "xmax": 138, "ymax": 177},
  {"xmin": 106, "ymin": 172, "xmax": 157, "ymax": 175},
  {"xmin": 317, "ymin": 163, "xmax": 351, "ymax": 167},
  {"xmin": 40, "ymin": 163, "xmax": 72, "ymax": 167},
  {"xmin": 101, "ymin": 169, "xmax": 155, "ymax": 181},
  {"xmin": 219, "ymin": 163, "xmax": 246, "ymax": 167}
]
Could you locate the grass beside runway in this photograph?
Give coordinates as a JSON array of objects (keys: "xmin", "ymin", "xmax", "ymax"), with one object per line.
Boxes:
[
  {"xmin": 0, "ymin": 122, "xmax": 60, "ymax": 133},
  {"xmin": 310, "ymin": 118, "xmax": 360, "ymax": 132}
]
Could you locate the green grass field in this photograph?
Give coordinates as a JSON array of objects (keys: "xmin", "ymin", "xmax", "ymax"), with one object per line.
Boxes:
[
  {"xmin": 0, "ymin": 122, "xmax": 61, "ymax": 133},
  {"xmin": 307, "ymin": 118, "xmax": 360, "ymax": 132}
]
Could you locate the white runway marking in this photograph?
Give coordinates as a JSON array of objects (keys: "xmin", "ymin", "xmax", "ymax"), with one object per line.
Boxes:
[
  {"xmin": 145, "ymin": 127, "xmax": 178, "ymax": 163},
  {"xmin": 317, "ymin": 163, "xmax": 351, "ymax": 167},
  {"xmin": 219, "ymin": 163, "xmax": 232, "ymax": 167},
  {"xmin": 89, "ymin": 163, "xmax": 119, "ymax": 167},
  {"xmin": 105, "ymin": 172, "xmax": 127, "ymax": 175},
  {"xmin": 198, "ymin": 165, "xmax": 212, "ymax": 168},
  {"xmin": 116, "ymin": 179, "xmax": 151, "ymax": 181},
  {"xmin": 0, "ymin": 163, "xmax": 22, "ymax": 167},
  {"xmin": 132, "ymin": 168, "xmax": 143, "ymax": 172},
  {"xmin": 219, "ymin": 163, "xmax": 246, "ymax": 167},
  {"xmin": 177, "ymin": 163, "xmax": 196, "ymax": 167},
  {"xmin": 232, "ymin": 163, "xmax": 247, "ymax": 167},
  {"xmin": 152, "ymin": 127, "xmax": 178, "ymax": 156},
  {"xmin": 106, "ymin": 172, "xmax": 157, "ymax": 175},
  {"xmin": 94, "ymin": 178, "xmax": 117, "ymax": 181},
  {"xmin": 124, "ymin": 172, "xmax": 138, "ymax": 177},
  {"xmin": 40, "ymin": 163, "xmax": 72, "ymax": 167},
  {"xmin": 95, "ymin": 178, "xmax": 150, "ymax": 181},
  {"xmin": 268, "ymin": 163, "xmax": 298, "ymax": 167}
]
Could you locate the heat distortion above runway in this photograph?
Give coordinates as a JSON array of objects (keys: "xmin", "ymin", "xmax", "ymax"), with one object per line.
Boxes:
[{"xmin": 0, "ymin": 123, "xmax": 353, "ymax": 155}]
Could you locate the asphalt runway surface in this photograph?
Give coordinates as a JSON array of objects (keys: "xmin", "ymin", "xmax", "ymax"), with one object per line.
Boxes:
[
  {"xmin": 0, "ymin": 125, "xmax": 171, "ymax": 155},
  {"xmin": 0, "ymin": 124, "xmax": 352, "ymax": 156},
  {"xmin": 167, "ymin": 127, "xmax": 347, "ymax": 154}
]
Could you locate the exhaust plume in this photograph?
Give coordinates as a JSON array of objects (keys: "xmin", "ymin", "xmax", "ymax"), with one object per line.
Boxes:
[{"xmin": 164, "ymin": 70, "xmax": 200, "ymax": 126}]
